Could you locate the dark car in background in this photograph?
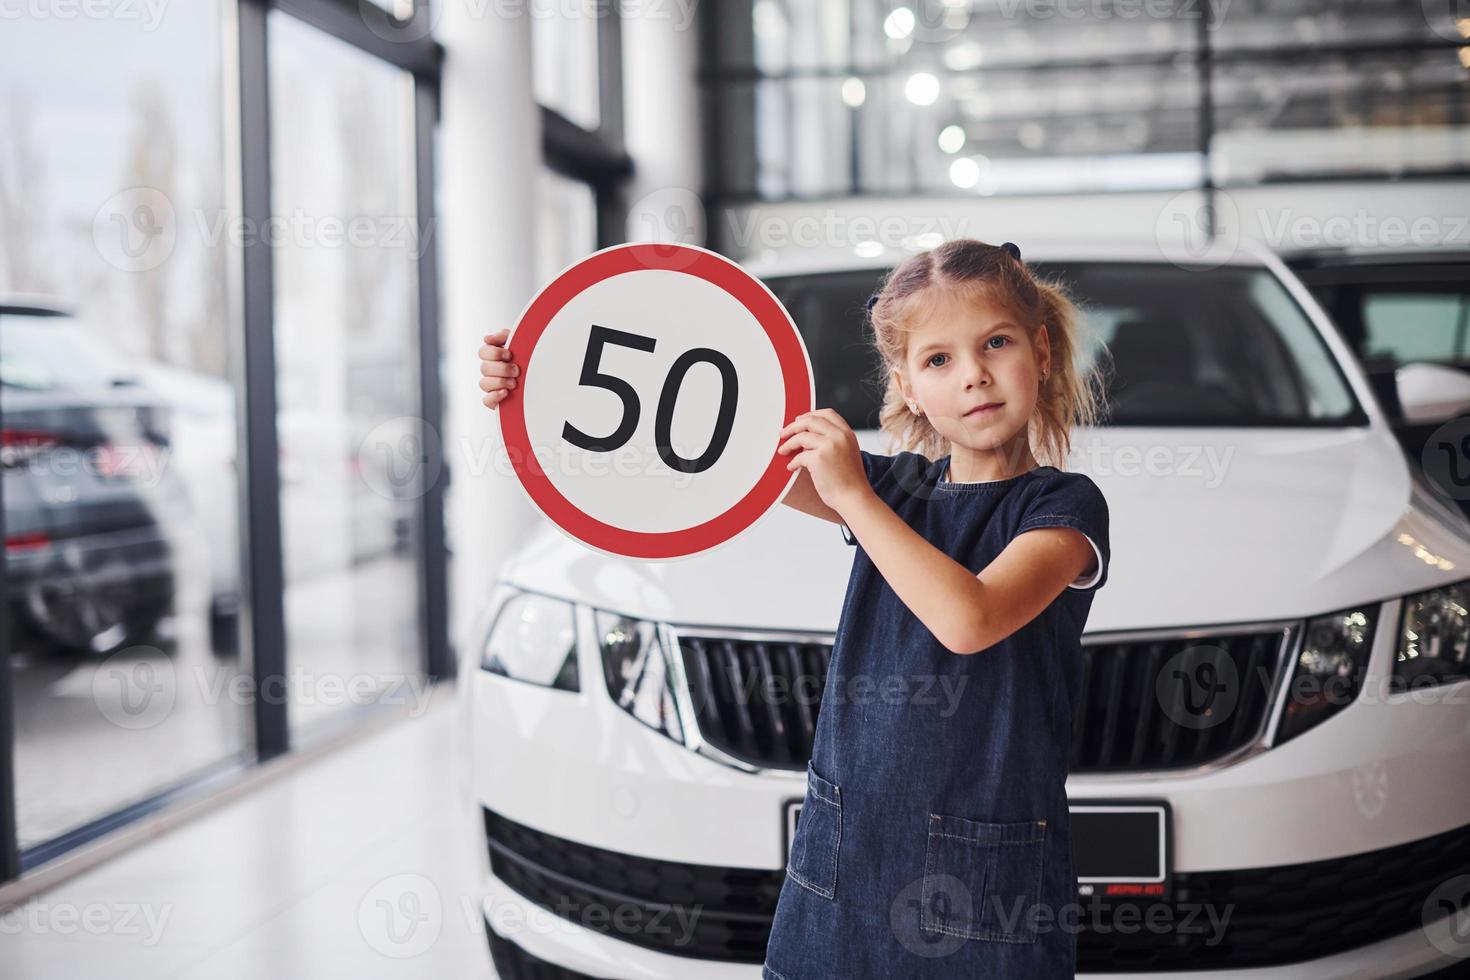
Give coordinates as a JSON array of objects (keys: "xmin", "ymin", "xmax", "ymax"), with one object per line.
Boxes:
[
  {"xmin": 2, "ymin": 297, "xmax": 176, "ymax": 657},
  {"xmin": 1287, "ymin": 247, "xmax": 1470, "ymax": 461}
]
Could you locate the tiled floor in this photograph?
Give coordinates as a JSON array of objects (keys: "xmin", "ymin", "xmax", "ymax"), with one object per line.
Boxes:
[
  {"xmin": 0, "ymin": 684, "xmax": 496, "ymax": 979},
  {"xmin": 11, "ymin": 550, "xmax": 422, "ymax": 850}
]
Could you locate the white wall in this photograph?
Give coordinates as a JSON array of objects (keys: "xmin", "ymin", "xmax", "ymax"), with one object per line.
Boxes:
[{"xmin": 438, "ymin": 5, "xmax": 543, "ymax": 656}]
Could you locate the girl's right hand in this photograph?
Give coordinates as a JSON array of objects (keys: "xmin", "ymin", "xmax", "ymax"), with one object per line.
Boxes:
[{"xmin": 478, "ymin": 328, "xmax": 520, "ymax": 410}]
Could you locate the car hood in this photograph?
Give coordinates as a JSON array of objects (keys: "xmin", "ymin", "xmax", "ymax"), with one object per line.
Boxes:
[{"xmin": 500, "ymin": 426, "xmax": 1470, "ymax": 633}]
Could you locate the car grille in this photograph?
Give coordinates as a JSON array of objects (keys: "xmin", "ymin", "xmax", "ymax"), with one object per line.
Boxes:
[
  {"xmin": 483, "ymin": 808, "xmax": 782, "ymax": 964},
  {"xmin": 1080, "ymin": 816, "xmax": 1470, "ymax": 971},
  {"xmin": 485, "ymin": 806, "xmax": 1470, "ymax": 972},
  {"xmin": 676, "ymin": 626, "xmax": 1295, "ymax": 774},
  {"xmin": 485, "ymin": 919, "xmax": 604, "ymax": 980},
  {"xmin": 678, "ymin": 635, "xmax": 832, "ymax": 770}
]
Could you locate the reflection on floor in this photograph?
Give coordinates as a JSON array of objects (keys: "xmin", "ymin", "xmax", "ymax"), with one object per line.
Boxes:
[
  {"xmin": 0, "ymin": 683, "xmax": 497, "ymax": 978},
  {"xmin": 11, "ymin": 548, "xmax": 421, "ymax": 849}
]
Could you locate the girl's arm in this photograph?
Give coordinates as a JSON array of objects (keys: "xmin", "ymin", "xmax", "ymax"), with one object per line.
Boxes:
[
  {"xmin": 837, "ymin": 490, "xmax": 1094, "ymax": 655},
  {"xmin": 780, "ymin": 464, "xmax": 845, "ymax": 525},
  {"xmin": 777, "ymin": 408, "xmax": 1093, "ymax": 653}
]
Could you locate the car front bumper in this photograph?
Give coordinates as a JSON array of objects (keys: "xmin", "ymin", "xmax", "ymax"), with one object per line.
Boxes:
[{"xmin": 467, "ymin": 596, "xmax": 1470, "ymax": 978}]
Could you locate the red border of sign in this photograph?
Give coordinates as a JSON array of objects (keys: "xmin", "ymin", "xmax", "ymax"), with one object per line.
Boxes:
[{"xmin": 499, "ymin": 243, "xmax": 814, "ymax": 560}]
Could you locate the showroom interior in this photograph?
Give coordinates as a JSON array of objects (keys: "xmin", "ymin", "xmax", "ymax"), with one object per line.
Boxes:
[{"xmin": 2, "ymin": 0, "xmax": 1470, "ymax": 977}]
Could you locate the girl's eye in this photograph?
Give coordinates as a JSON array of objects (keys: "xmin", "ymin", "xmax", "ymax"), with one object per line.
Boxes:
[
  {"xmin": 987, "ymin": 335, "xmax": 1009, "ymax": 350},
  {"xmin": 926, "ymin": 353, "xmax": 947, "ymax": 368}
]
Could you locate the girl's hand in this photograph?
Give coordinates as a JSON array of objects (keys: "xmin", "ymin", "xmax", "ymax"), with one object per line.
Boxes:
[
  {"xmin": 777, "ymin": 409, "xmax": 869, "ymax": 514},
  {"xmin": 478, "ymin": 328, "xmax": 519, "ymax": 410}
]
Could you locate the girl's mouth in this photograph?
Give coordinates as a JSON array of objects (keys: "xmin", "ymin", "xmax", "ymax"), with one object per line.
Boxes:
[{"xmin": 964, "ymin": 403, "xmax": 1003, "ymax": 417}]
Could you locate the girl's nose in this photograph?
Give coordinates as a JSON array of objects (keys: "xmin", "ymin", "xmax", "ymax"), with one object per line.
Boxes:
[{"xmin": 962, "ymin": 355, "xmax": 990, "ymax": 388}]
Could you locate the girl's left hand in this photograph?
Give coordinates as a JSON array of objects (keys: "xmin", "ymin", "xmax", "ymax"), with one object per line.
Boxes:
[{"xmin": 777, "ymin": 409, "xmax": 869, "ymax": 513}]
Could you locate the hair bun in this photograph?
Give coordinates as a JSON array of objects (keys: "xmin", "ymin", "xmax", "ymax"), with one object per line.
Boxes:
[{"xmin": 1000, "ymin": 241, "xmax": 1022, "ymax": 262}]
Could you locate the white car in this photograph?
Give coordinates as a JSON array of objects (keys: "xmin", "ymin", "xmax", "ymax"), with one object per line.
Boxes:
[{"xmin": 460, "ymin": 240, "xmax": 1470, "ymax": 979}]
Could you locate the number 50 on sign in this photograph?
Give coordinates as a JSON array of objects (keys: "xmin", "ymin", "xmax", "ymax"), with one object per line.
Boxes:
[{"xmin": 498, "ymin": 243, "xmax": 815, "ymax": 561}]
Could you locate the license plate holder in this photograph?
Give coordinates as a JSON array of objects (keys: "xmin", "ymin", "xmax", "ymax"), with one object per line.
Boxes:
[
  {"xmin": 785, "ymin": 797, "xmax": 1172, "ymax": 902},
  {"xmin": 784, "ymin": 800, "xmax": 802, "ymax": 860},
  {"xmin": 1071, "ymin": 799, "xmax": 1172, "ymax": 902}
]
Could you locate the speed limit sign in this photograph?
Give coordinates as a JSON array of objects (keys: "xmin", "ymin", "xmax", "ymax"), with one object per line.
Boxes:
[{"xmin": 499, "ymin": 243, "xmax": 814, "ymax": 561}]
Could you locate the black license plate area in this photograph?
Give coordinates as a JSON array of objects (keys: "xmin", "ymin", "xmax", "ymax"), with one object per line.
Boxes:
[{"xmin": 1071, "ymin": 800, "xmax": 1171, "ymax": 902}]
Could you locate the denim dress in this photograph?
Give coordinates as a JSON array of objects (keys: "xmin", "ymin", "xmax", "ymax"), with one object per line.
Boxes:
[{"xmin": 762, "ymin": 449, "xmax": 1110, "ymax": 980}]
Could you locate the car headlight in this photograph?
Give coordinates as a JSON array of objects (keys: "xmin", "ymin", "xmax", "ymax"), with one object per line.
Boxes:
[
  {"xmin": 1397, "ymin": 578, "xmax": 1470, "ymax": 692},
  {"xmin": 480, "ymin": 591, "xmax": 579, "ymax": 691},
  {"xmin": 1276, "ymin": 605, "xmax": 1377, "ymax": 745},
  {"xmin": 595, "ymin": 610, "xmax": 684, "ymax": 744}
]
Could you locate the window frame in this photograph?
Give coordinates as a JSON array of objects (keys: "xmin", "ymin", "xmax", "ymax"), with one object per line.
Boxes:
[{"xmin": 0, "ymin": 0, "xmax": 449, "ymax": 883}]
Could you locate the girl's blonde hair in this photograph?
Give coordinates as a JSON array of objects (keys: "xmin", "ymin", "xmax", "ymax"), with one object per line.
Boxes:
[{"xmin": 866, "ymin": 238, "xmax": 1108, "ymax": 470}]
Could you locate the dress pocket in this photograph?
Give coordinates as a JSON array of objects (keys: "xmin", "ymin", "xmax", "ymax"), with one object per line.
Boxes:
[
  {"xmin": 786, "ymin": 760, "xmax": 842, "ymax": 900},
  {"xmin": 921, "ymin": 812, "xmax": 1046, "ymax": 943}
]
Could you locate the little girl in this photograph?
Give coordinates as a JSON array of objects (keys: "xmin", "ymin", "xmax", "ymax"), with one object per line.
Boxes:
[{"xmin": 764, "ymin": 238, "xmax": 1109, "ymax": 979}]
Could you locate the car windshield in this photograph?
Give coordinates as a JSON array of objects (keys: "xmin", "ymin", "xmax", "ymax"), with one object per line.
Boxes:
[
  {"xmin": 0, "ymin": 314, "xmax": 125, "ymax": 391},
  {"xmin": 762, "ymin": 261, "xmax": 1366, "ymax": 428}
]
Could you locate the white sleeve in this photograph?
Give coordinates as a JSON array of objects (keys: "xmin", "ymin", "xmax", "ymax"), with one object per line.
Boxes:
[{"xmin": 1068, "ymin": 534, "xmax": 1104, "ymax": 590}]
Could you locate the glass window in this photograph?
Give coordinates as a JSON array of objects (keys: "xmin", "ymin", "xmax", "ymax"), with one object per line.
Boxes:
[
  {"xmin": 1049, "ymin": 262, "xmax": 1362, "ymax": 425},
  {"xmin": 0, "ymin": 7, "xmax": 249, "ymax": 851},
  {"xmin": 761, "ymin": 269, "xmax": 888, "ymax": 429},
  {"xmin": 718, "ymin": 0, "xmax": 1198, "ymax": 72},
  {"xmin": 709, "ymin": 1, "xmax": 1469, "ymax": 199},
  {"xmin": 268, "ymin": 12, "xmax": 426, "ymax": 736},
  {"xmin": 532, "ymin": 1, "xmax": 601, "ymax": 129},
  {"xmin": 1363, "ymin": 293, "xmax": 1470, "ymax": 366},
  {"xmin": 1211, "ymin": 49, "xmax": 1470, "ymax": 185},
  {"xmin": 1211, "ymin": 0, "xmax": 1459, "ymax": 51},
  {"xmin": 712, "ymin": 62, "xmax": 1203, "ymax": 199},
  {"xmin": 535, "ymin": 169, "xmax": 598, "ymax": 286},
  {"xmin": 759, "ymin": 262, "xmax": 1364, "ymax": 429}
]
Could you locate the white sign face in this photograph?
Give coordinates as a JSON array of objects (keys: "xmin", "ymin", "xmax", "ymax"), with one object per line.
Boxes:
[{"xmin": 500, "ymin": 243, "xmax": 814, "ymax": 561}]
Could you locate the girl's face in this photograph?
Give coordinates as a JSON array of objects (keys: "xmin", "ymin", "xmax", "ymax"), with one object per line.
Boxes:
[{"xmin": 893, "ymin": 292, "xmax": 1049, "ymax": 456}]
